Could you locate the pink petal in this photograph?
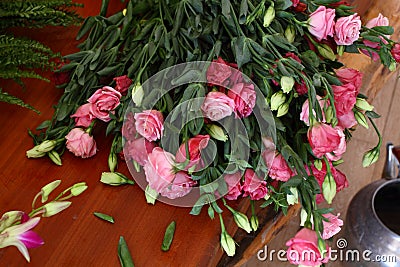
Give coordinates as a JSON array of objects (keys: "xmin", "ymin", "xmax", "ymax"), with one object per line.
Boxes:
[{"xmin": 18, "ymin": 231, "xmax": 44, "ymax": 249}]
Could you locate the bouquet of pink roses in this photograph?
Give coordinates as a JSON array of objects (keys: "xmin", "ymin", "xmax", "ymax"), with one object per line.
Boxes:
[{"xmin": 27, "ymin": 0, "xmax": 399, "ymax": 264}]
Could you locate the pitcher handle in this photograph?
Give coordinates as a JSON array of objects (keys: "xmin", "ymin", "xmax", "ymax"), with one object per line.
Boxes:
[{"xmin": 383, "ymin": 143, "xmax": 400, "ymax": 179}]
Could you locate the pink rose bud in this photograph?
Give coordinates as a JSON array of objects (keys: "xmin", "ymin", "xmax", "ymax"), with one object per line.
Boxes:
[
  {"xmin": 71, "ymin": 103, "xmax": 95, "ymax": 128},
  {"xmin": 201, "ymin": 92, "xmax": 235, "ymax": 121},
  {"xmin": 134, "ymin": 110, "xmax": 164, "ymax": 141},
  {"xmin": 286, "ymin": 228, "xmax": 330, "ymax": 266},
  {"xmin": 334, "ymin": 13, "xmax": 361, "ymax": 45},
  {"xmin": 113, "ymin": 75, "xmax": 132, "ymax": 93},
  {"xmin": 175, "ymin": 134, "xmax": 210, "ymax": 171},
  {"xmin": 267, "ymin": 154, "xmax": 294, "ymax": 182},
  {"xmin": 223, "ymin": 172, "xmax": 243, "ymax": 200},
  {"xmin": 227, "ymin": 82, "xmax": 256, "ymax": 118},
  {"xmin": 206, "ymin": 57, "xmax": 233, "ymax": 86},
  {"xmin": 65, "ymin": 128, "xmax": 97, "ymax": 158},
  {"xmin": 308, "ymin": 123, "xmax": 341, "ymax": 158},
  {"xmin": 88, "ymin": 86, "xmax": 121, "ymax": 122},
  {"xmin": 242, "ymin": 169, "xmax": 268, "ymax": 200},
  {"xmin": 366, "ymin": 13, "xmax": 390, "ymax": 29},
  {"xmin": 391, "ymin": 43, "xmax": 400, "ymax": 63},
  {"xmin": 308, "ymin": 6, "xmax": 336, "ymax": 41},
  {"xmin": 322, "ymin": 213, "xmax": 343, "ymax": 239},
  {"xmin": 361, "ymin": 13, "xmax": 390, "ymax": 61},
  {"xmin": 143, "ymin": 147, "xmax": 175, "ymax": 193},
  {"xmin": 160, "ymin": 171, "xmax": 196, "ymax": 199}
]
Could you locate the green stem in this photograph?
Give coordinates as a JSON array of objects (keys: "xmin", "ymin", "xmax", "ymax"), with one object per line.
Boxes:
[{"xmin": 218, "ymin": 213, "xmax": 226, "ymax": 232}]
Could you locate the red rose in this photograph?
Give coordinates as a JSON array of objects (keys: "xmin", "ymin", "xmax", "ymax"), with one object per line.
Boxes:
[{"xmin": 113, "ymin": 75, "xmax": 132, "ymax": 93}]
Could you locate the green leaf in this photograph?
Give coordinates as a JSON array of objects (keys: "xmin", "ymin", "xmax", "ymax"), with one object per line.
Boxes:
[
  {"xmin": 221, "ymin": 0, "xmax": 231, "ymax": 19},
  {"xmin": 189, "ymin": 194, "xmax": 213, "ymax": 215},
  {"xmin": 77, "ymin": 17, "xmax": 96, "ymax": 40},
  {"xmin": 372, "ymin": 26, "xmax": 394, "ymax": 35},
  {"xmin": 161, "ymin": 221, "xmax": 176, "ymax": 252},
  {"xmin": 365, "ymin": 110, "xmax": 381, "ymax": 119},
  {"xmin": 36, "ymin": 120, "xmax": 51, "ymax": 130},
  {"xmin": 118, "ymin": 236, "xmax": 134, "ymax": 267},
  {"xmin": 275, "ymin": 0, "xmax": 293, "ymax": 10},
  {"xmin": 321, "ymin": 73, "xmax": 341, "ymax": 86},
  {"xmin": 280, "ymin": 175, "xmax": 303, "ymax": 188},
  {"xmin": 239, "ymin": 0, "xmax": 248, "ymax": 24},
  {"xmin": 94, "ymin": 212, "xmax": 115, "ymax": 223},
  {"xmin": 232, "ymin": 36, "xmax": 251, "ymax": 68}
]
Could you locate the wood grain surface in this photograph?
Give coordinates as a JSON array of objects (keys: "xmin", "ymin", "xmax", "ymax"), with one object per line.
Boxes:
[{"xmin": 0, "ymin": 1, "xmax": 291, "ymax": 266}]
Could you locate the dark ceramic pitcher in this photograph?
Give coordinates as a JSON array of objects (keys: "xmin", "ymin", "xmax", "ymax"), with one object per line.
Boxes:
[{"xmin": 342, "ymin": 144, "xmax": 400, "ymax": 266}]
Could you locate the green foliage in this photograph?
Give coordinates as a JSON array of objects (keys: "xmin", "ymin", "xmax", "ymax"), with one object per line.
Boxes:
[
  {"xmin": 0, "ymin": 0, "xmax": 83, "ymax": 29},
  {"xmin": 0, "ymin": 0, "xmax": 83, "ymax": 111}
]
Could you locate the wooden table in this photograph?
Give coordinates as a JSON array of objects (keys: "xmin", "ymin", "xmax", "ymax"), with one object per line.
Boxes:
[{"xmin": 0, "ymin": 1, "xmax": 301, "ymax": 266}]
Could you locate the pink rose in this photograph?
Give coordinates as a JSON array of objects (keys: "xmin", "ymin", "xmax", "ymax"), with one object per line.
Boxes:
[
  {"xmin": 308, "ymin": 123, "xmax": 341, "ymax": 158},
  {"xmin": 201, "ymin": 92, "xmax": 235, "ymax": 121},
  {"xmin": 365, "ymin": 13, "xmax": 390, "ymax": 31},
  {"xmin": 223, "ymin": 172, "xmax": 243, "ymax": 200},
  {"xmin": 391, "ymin": 43, "xmax": 400, "ymax": 63},
  {"xmin": 267, "ymin": 154, "xmax": 294, "ymax": 182},
  {"xmin": 286, "ymin": 228, "xmax": 330, "ymax": 266},
  {"xmin": 122, "ymin": 112, "xmax": 137, "ymax": 140},
  {"xmin": 322, "ymin": 213, "xmax": 343, "ymax": 240},
  {"xmin": 261, "ymin": 137, "xmax": 276, "ymax": 170},
  {"xmin": 334, "ymin": 13, "xmax": 361, "ymax": 45},
  {"xmin": 113, "ymin": 75, "xmax": 132, "ymax": 93},
  {"xmin": 326, "ymin": 127, "xmax": 346, "ymax": 161},
  {"xmin": 227, "ymin": 83, "xmax": 256, "ymax": 118},
  {"xmin": 332, "ymin": 83, "xmax": 357, "ymax": 128},
  {"xmin": 335, "ymin": 68, "xmax": 363, "ymax": 92},
  {"xmin": 160, "ymin": 171, "xmax": 196, "ymax": 199},
  {"xmin": 143, "ymin": 147, "xmax": 175, "ymax": 193},
  {"xmin": 175, "ymin": 134, "xmax": 210, "ymax": 171},
  {"xmin": 71, "ymin": 103, "xmax": 95, "ymax": 128},
  {"xmin": 242, "ymin": 169, "xmax": 268, "ymax": 200},
  {"xmin": 362, "ymin": 14, "xmax": 390, "ymax": 61},
  {"xmin": 300, "ymin": 96, "xmax": 327, "ymax": 126},
  {"xmin": 126, "ymin": 137, "xmax": 156, "ymax": 166},
  {"xmin": 65, "ymin": 128, "xmax": 97, "ymax": 158},
  {"xmin": 309, "ymin": 160, "xmax": 348, "ymax": 204},
  {"xmin": 134, "ymin": 110, "xmax": 164, "ymax": 141},
  {"xmin": 308, "ymin": 6, "xmax": 336, "ymax": 41},
  {"xmin": 88, "ymin": 86, "xmax": 121, "ymax": 122},
  {"xmin": 332, "ymin": 83, "xmax": 357, "ymax": 114},
  {"xmin": 206, "ymin": 57, "xmax": 232, "ymax": 85}
]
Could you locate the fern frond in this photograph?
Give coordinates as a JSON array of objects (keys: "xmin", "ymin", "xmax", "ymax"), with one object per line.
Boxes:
[
  {"xmin": 0, "ymin": 88, "xmax": 39, "ymax": 113},
  {"xmin": 0, "ymin": 35, "xmax": 57, "ymax": 69},
  {"xmin": 0, "ymin": 67, "xmax": 49, "ymax": 81},
  {"xmin": 0, "ymin": 0, "xmax": 83, "ymax": 29}
]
